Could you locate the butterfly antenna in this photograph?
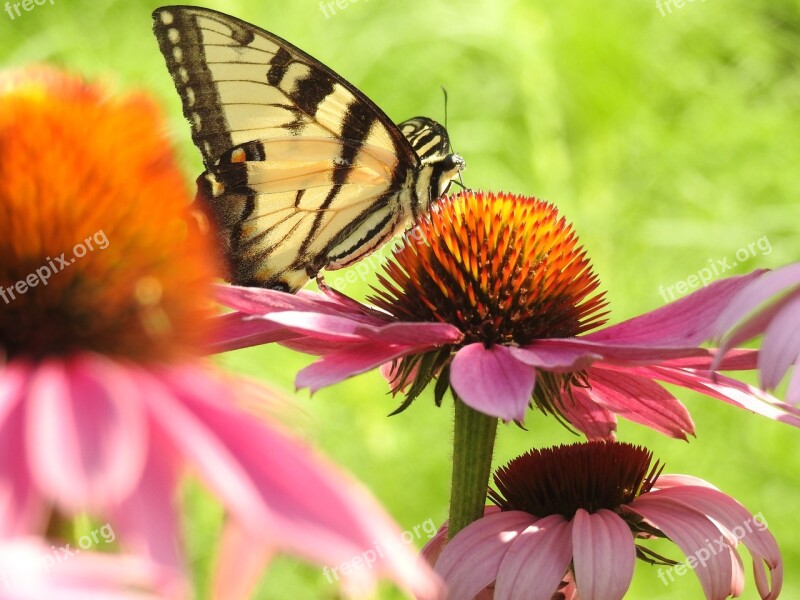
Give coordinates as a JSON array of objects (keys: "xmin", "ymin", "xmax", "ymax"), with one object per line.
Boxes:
[
  {"xmin": 442, "ymin": 87, "xmax": 449, "ymax": 128},
  {"xmin": 441, "ymin": 85, "xmax": 466, "ymax": 189}
]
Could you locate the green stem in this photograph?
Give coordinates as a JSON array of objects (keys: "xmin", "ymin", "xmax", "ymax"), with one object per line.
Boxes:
[{"xmin": 447, "ymin": 397, "xmax": 498, "ymax": 539}]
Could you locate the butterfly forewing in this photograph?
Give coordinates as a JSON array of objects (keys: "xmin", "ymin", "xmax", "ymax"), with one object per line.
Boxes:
[{"xmin": 153, "ymin": 6, "xmax": 463, "ymax": 291}]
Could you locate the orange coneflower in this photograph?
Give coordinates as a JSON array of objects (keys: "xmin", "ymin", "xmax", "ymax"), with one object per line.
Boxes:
[{"xmin": 0, "ymin": 67, "xmax": 441, "ymax": 600}]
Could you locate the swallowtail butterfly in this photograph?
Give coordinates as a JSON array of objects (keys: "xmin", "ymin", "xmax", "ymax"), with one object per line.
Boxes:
[{"xmin": 153, "ymin": 5, "xmax": 465, "ymax": 292}]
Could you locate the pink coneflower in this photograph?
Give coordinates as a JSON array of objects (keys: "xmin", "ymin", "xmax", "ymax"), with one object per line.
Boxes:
[
  {"xmin": 0, "ymin": 68, "xmax": 440, "ymax": 599},
  {"xmin": 712, "ymin": 262, "xmax": 800, "ymax": 405},
  {"xmin": 422, "ymin": 442, "xmax": 782, "ymax": 600},
  {"xmin": 215, "ymin": 191, "xmax": 800, "ymax": 438}
]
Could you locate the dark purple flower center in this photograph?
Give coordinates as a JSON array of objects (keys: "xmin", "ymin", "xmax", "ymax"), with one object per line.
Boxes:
[{"xmin": 489, "ymin": 441, "xmax": 663, "ymax": 519}]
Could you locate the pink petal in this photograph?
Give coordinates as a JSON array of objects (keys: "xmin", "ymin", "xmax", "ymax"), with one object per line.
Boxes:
[
  {"xmin": 672, "ymin": 349, "xmax": 757, "ymax": 371},
  {"xmin": 147, "ymin": 370, "xmax": 441, "ymax": 598},
  {"xmin": 111, "ymin": 421, "xmax": 186, "ymax": 596},
  {"xmin": 0, "ymin": 359, "xmax": 29, "ymax": 424},
  {"xmin": 212, "ymin": 521, "xmax": 272, "ymax": 600},
  {"xmin": 365, "ymin": 321, "xmax": 462, "ymax": 346},
  {"xmin": 0, "ymin": 405, "xmax": 45, "ymax": 537},
  {"xmin": 0, "ymin": 538, "xmax": 173, "ymax": 600},
  {"xmin": 510, "ymin": 344, "xmax": 603, "ymax": 372},
  {"xmin": 582, "ymin": 366, "xmax": 695, "ymax": 439},
  {"xmin": 420, "ymin": 525, "xmax": 450, "ymax": 567},
  {"xmin": 451, "ymin": 344, "xmax": 535, "ymax": 422},
  {"xmin": 571, "ymin": 509, "xmax": 635, "ymax": 600},
  {"xmin": 759, "ymin": 294, "xmax": 800, "ymax": 390},
  {"xmin": 560, "ymin": 387, "xmax": 618, "ymax": 441},
  {"xmin": 712, "ymin": 264, "xmax": 800, "ymax": 338},
  {"xmin": 209, "ymin": 312, "xmax": 305, "ymax": 354},
  {"xmin": 654, "ymin": 474, "xmax": 719, "ymax": 491},
  {"xmin": 517, "ymin": 340, "xmax": 707, "ymax": 369},
  {"xmin": 644, "ymin": 486, "xmax": 782, "ymax": 599},
  {"xmin": 266, "ymin": 311, "xmax": 373, "ymax": 342},
  {"xmin": 435, "ymin": 511, "xmax": 537, "ymax": 600},
  {"xmin": 420, "ymin": 506, "xmax": 503, "ymax": 568},
  {"xmin": 630, "ymin": 364, "xmax": 800, "ymax": 428},
  {"xmin": 0, "ymin": 362, "xmax": 45, "ymax": 536},
  {"xmin": 711, "ymin": 307, "xmax": 781, "ymax": 366},
  {"xmin": 266, "ymin": 311, "xmax": 461, "ymax": 347},
  {"xmin": 494, "ymin": 514, "xmax": 574, "ymax": 600},
  {"xmin": 216, "ymin": 284, "xmax": 375, "ymax": 321},
  {"xmin": 788, "ymin": 358, "xmax": 800, "ymax": 405},
  {"xmin": 628, "ymin": 495, "xmax": 738, "ymax": 600},
  {"xmin": 585, "ymin": 272, "xmax": 763, "ymax": 346},
  {"xmin": 25, "ymin": 356, "xmax": 148, "ymax": 512},
  {"xmin": 296, "ymin": 343, "xmax": 417, "ymax": 392}
]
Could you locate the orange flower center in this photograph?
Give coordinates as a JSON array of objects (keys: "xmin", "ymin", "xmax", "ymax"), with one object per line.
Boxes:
[
  {"xmin": 0, "ymin": 69, "xmax": 218, "ymax": 362},
  {"xmin": 371, "ymin": 191, "xmax": 608, "ymax": 347}
]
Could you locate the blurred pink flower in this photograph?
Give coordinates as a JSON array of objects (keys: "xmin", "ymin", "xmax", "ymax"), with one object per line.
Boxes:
[
  {"xmin": 421, "ymin": 442, "xmax": 782, "ymax": 600},
  {"xmin": 214, "ymin": 192, "xmax": 800, "ymax": 438},
  {"xmin": 712, "ymin": 262, "xmax": 800, "ymax": 404},
  {"xmin": 0, "ymin": 67, "xmax": 440, "ymax": 599},
  {"xmin": 0, "ymin": 537, "xmax": 172, "ymax": 600}
]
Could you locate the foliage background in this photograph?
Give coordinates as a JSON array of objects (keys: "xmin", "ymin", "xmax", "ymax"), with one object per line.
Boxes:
[{"xmin": 2, "ymin": 0, "xmax": 798, "ymax": 597}]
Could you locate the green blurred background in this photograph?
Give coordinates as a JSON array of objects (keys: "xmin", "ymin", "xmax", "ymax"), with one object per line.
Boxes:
[{"xmin": 2, "ymin": 0, "xmax": 798, "ymax": 597}]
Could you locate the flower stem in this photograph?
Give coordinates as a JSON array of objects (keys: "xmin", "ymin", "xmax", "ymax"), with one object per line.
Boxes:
[{"xmin": 448, "ymin": 398, "xmax": 498, "ymax": 539}]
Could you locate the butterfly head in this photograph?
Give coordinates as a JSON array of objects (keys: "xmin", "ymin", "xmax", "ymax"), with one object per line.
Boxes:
[
  {"xmin": 438, "ymin": 153, "xmax": 466, "ymax": 194},
  {"xmin": 422, "ymin": 151, "xmax": 466, "ymax": 207}
]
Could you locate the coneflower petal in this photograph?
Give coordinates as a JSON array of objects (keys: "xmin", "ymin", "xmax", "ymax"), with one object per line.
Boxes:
[
  {"xmin": 451, "ymin": 344, "xmax": 536, "ymax": 422},
  {"xmin": 571, "ymin": 509, "xmax": 635, "ymax": 600},
  {"xmin": 759, "ymin": 294, "xmax": 800, "ymax": 390},
  {"xmin": 435, "ymin": 510, "xmax": 537, "ymax": 600},
  {"xmin": 628, "ymin": 496, "xmax": 736, "ymax": 600},
  {"xmin": 494, "ymin": 514, "xmax": 573, "ymax": 600},
  {"xmin": 26, "ymin": 356, "xmax": 148, "ymax": 512}
]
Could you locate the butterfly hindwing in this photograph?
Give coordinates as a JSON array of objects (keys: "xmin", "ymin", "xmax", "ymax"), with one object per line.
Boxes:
[{"xmin": 153, "ymin": 5, "xmax": 464, "ymax": 291}]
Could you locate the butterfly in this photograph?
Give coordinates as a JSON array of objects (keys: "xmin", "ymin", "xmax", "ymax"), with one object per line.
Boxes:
[{"xmin": 152, "ymin": 5, "xmax": 465, "ymax": 292}]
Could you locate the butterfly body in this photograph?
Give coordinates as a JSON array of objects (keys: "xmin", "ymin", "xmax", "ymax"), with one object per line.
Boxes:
[{"xmin": 153, "ymin": 6, "xmax": 464, "ymax": 291}]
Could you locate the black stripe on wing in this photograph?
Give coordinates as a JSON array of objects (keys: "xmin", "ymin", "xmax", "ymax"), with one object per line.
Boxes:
[
  {"xmin": 153, "ymin": 5, "xmax": 420, "ymax": 169},
  {"xmin": 154, "ymin": 7, "xmax": 235, "ymax": 168}
]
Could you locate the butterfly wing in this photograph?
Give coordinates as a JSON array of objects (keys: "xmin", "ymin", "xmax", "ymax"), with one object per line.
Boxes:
[
  {"xmin": 153, "ymin": 7, "xmax": 464, "ymax": 291},
  {"xmin": 153, "ymin": 5, "xmax": 429, "ymax": 290}
]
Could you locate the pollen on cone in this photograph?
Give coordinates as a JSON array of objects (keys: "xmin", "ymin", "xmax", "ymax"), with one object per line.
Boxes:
[
  {"xmin": 0, "ymin": 68, "xmax": 219, "ymax": 362},
  {"xmin": 372, "ymin": 191, "xmax": 608, "ymax": 347}
]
